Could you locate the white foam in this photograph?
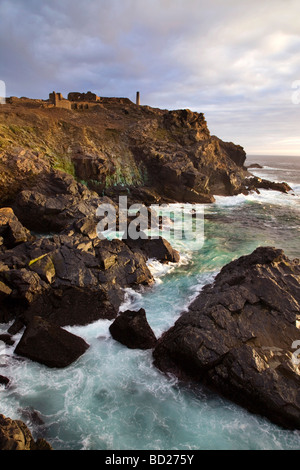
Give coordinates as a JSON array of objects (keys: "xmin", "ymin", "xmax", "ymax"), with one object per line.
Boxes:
[
  {"xmin": 119, "ymin": 287, "xmax": 144, "ymax": 312},
  {"xmin": 65, "ymin": 319, "xmax": 113, "ymax": 342},
  {"xmin": 213, "ymin": 188, "xmax": 300, "ymax": 209}
]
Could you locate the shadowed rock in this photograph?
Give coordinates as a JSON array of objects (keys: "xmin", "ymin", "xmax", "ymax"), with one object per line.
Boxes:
[
  {"xmin": 153, "ymin": 246, "xmax": 300, "ymax": 429},
  {"xmin": 0, "ymin": 208, "xmax": 34, "ymax": 249},
  {"xmin": 14, "ymin": 316, "xmax": 89, "ymax": 368},
  {"xmin": 109, "ymin": 308, "xmax": 157, "ymax": 349}
]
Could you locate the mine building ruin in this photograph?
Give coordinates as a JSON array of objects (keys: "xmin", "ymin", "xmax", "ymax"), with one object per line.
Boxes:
[
  {"xmin": 48, "ymin": 91, "xmax": 140, "ymax": 110},
  {"xmin": 48, "ymin": 91, "xmax": 101, "ymax": 110},
  {"xmin": 68, "ymin": 91, "xmax": 100, "ymax": 102}
]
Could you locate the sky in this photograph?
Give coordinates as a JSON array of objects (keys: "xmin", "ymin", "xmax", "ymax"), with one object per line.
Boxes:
[{"xmin": 0, "ymin": 0, "xmax": 300, "ymax": 156}]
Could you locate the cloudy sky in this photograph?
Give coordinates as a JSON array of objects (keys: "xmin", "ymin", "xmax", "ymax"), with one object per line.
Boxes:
[{"xmin": 0, "ymin": 0, "xmax": 300, "ymax": 156}]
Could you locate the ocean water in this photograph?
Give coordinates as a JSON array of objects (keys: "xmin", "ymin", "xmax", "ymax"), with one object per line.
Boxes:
[{"xmin": 0, "ymin": 155, "xmax": 300, "ymax": 450}]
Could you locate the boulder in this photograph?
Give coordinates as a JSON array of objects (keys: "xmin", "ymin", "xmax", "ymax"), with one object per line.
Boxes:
[
  {"xmin": 124, "ymin": 235, "xmax": 180, "ymax": 264},
  {"xmin": 109, "ymin": 308, "xmax": 157, "ymax": 349},
  {"xmin": 153, "ymin": 247, "xmax": 300, "ymax": 429},
  {"xmin": 0, "ymin": 208, "xmax": 34, "ymax": 248},
  {"xmin": 14, "ymin": 316, "xmax": 89, "ymax": 368},
  {"xmin": 0, "ymin": 414, "xmax": 52, "ymax": 450},
  {"xmin": 0, "ymin": 375, "xmax": 10, "ymax": 387}
]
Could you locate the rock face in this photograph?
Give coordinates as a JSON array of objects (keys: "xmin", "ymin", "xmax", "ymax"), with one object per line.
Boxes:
[
  {"xmin": 14, "ymin": 316, "xmax": 89, "ymax": 368},
  {"xmin": 129, "ymin": 109, "xmax": 247, "ymax": 202},
  {"xmin": 0, "ymin": 207, "xmax": 34, "ymax": 249},
  {"xmin": 12, "ymin": 169, "xmax": 102, "ymax": 233},
  {"xmin": 153, "ymin": 247, "xmax": 300, "ymax": 429},
  {"xmin": 0, "ymin": 147, "xmax": 51, "ymax": 204},
  {"xmin": 0, "ymin": 414, "xmax": 52, "ymax": 450},
  {"xmin": 109, "ymin": 308, "xmax": 157, "ymax": 349}
]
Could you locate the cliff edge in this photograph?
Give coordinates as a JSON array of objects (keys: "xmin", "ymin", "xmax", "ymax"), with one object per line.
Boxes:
[{"xmin": 0, "ymin": 97, "xmax": 250, "ymax": 205}]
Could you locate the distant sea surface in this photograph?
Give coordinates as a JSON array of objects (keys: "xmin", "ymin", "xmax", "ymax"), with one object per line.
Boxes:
[{"xmin": 1, "ymin": 155, "xmax": 300, "ymax": 450}]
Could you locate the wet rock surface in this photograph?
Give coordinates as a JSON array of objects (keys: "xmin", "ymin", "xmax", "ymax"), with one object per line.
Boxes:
[{"xmin": 153, "ymin": 247, "xmax": 300, "ymax": 429}]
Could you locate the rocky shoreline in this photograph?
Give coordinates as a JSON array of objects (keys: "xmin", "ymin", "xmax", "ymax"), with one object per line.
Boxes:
[
  {"xmin": 153, "ymin": 246, "xmax": 300, "ymax": 430},
  {"xmin": 0, "ymin": 97, "xmax": 297, "ymax": 449}
]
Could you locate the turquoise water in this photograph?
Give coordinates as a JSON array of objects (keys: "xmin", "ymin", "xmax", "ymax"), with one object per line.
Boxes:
[{"xmin": 0, "ymin": 155, "xmax": 300, "ymax": 450}]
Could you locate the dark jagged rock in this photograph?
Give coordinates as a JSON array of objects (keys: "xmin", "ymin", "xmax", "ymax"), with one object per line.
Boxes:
[
  {"xmin": 0, "ymin": 375, "xmax": 10, "ymax": 387},
  {"xmin": 14, "ymin": 316, "xmax": 89, "ymax": 368},
  {"xmin": 12, "ymin": 169, "xmax": 103, "ymax": 233},
  {"xmin": 109, "ymin": 308, "xmax": 157, "ymax": 349},
  {"xmin": 245, "ymin": 177, "xmax": 292, "ymax": 194},
  {"xmin": 0, "ymin": 414, "xmax": 52, "ymax": 450},
  {"xmin": 247, "ymin": 163, "xmax": 263, "ymax": 169},
  {"xmin": 212, "ymin": 136, "xmax": 247, "ymax": 167},
  {"xmin": 0, "ymin": 148, "xmax": 51, "ymax": 204},
  {"xmin": 0, "ymin": 333, "xmax": 15, "ymax": 346},
  {"xmin": 0, "ymin": 208, "xmax": 34, "ymax": 249},
  {"xmin": 153, "ymin": 247, "xmax": 300, "ymax": 429},
  {"xmin": 0, "ymin": 233, "xmax": 154, "ymax": 327},
  {"xmin": 124, "ymin": 234, "xmax": 180, "ymax": 264}
]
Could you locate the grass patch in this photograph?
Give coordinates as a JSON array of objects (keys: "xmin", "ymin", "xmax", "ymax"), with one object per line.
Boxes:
[{"xmin": 52, "ymin": 155, "xmax": 75, "ymax": 176}]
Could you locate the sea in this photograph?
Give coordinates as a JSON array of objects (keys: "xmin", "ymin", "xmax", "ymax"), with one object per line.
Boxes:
[{"xmin": 0, "ymin": 154, "xmax": 300, "ymax": 450}]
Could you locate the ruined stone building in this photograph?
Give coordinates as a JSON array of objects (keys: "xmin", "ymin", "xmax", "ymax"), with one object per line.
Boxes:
[
  {"xmin": 67, "ymin": 91, "xmax": 100, "ymax": 102},
  {"xmin": 48, "ymin": 91, "xmax": 101, "ymax": 110},
  {"xmin": 48, "ymin": 90, "xmax": 140, "ymax": 110},
  {"xmin": 48, "ymin": 92, "xmax": 72, "ymax": 110}
]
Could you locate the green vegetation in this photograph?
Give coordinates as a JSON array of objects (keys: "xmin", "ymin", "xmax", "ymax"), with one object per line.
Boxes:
[{"xmin": 52, "ymin": 155, "xmax": 75, "ymax": 176}]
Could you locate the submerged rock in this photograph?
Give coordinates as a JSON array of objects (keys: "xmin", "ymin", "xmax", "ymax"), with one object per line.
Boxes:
[
  {"xmin": 109, "ymin": 308, "xmax": 157, "ymax": 349},
  {"xmin": 247, "ymin": 163, "xmax": 263, "ymax": 169},
  {"xmin": 153, "ymin": 246, "xmax": 300, "ymax": 429}
]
